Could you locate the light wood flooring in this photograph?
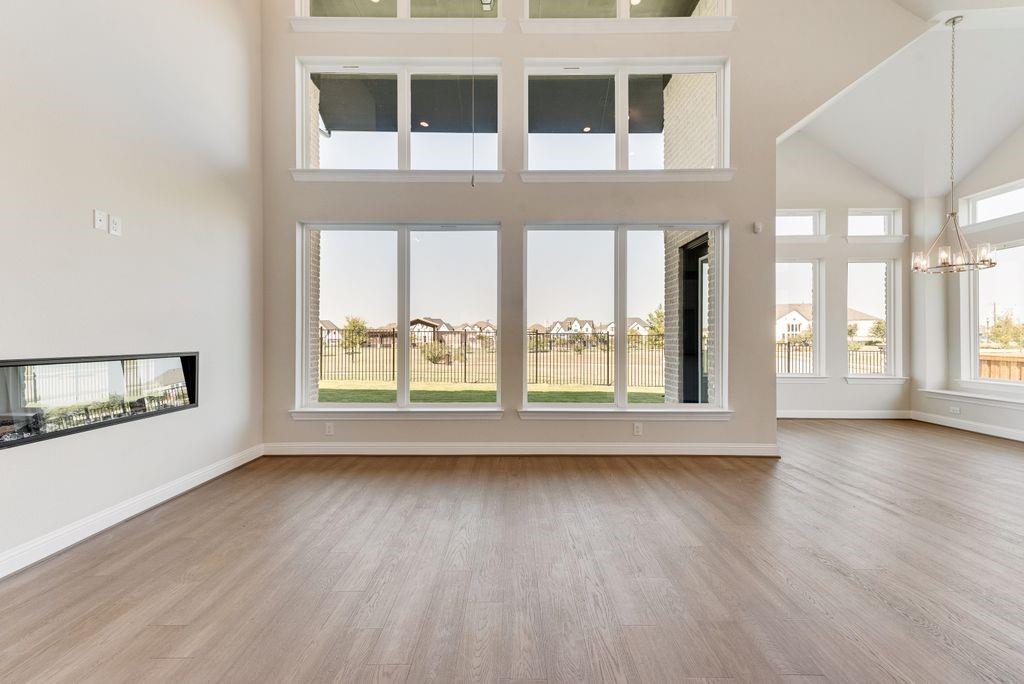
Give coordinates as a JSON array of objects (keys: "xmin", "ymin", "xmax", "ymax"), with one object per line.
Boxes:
[{"xmin": 1, "ymin": 420, "xmax": 1023, "ymax": 682}]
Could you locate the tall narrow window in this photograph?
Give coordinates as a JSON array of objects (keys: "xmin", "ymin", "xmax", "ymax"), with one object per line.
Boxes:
[
  {"xmin": 528, "ymin": 75, "xmax": 616, "ymax": 171},
  {"xmin": 409, "ymin": 230, "xmax": 498, "ymax": 402},
  {"xmin": 411, "ymin": 0, "xmax": 500, "ymax": 16},
  {"xmin": 410, "ymin": 74, "xmax": 498, "ymax": 170},
  {"xmin": 527, "ymin": 230, "xmax": 615, "ymax": 403},
  {"xmin": 977, "ymin": 244, "xmax": 1024, "ymax": 382},
  {"xmin": 310, "ymin": 73, "xmax": 398, "ymax": 170},
  {"xmin": 775, "ymin": 262, "xmax": 816, "ymax": 375},
  {"xmin": 847, "ymin": 262, "xmax": 890, "ymax": 376},
  {"xmin": 628, "ymin": 73, "xmax": 719, "ymax": 170},
  {"xmin": 317, "ymin": 230, "xmax": 399, "ymax": 403},
  {"xmin": 311, "ymin": 0, "xmax": 398, "ymax": 17},
  {"xmin": 526, "ymin": 225, "xmax": 721, "ymax": 408},
  {"xmin": 310, "ymin": 225, "xmax": 499, "ymax": 407}
]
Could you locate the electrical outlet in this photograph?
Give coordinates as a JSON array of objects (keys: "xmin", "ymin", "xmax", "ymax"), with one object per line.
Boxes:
[
  {"xmin": 949, "ymin": 406, "xmax": 961, "ymax": 416},
  {"xmin": 633, "ymin": 422, "xmax": 643, "ymax": 436},
  {"xmin": 109, "ymin": 215, "xmax": 123, "ymax": 236},
  {"xmin": 324, "ymin": 422, "xmax": 335, "ymax": 436},
  {"xmin": 93, "ymin": 210, "xmax": 108, "ymax": 232}
]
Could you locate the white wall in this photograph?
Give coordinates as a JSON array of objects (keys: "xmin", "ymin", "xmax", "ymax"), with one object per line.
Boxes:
[
  {"xmin": 260, "ymin": 0, "xmax": 925, "ymax": 451},
  {"xmin": 0, "ymin": 2, "xmax": 264, "ymax": 563},
  {"xmin": 776, "ymin": 133, "xmax": 912, "ymax": 417},
  {"xmin": 912, "ymin": 120, "xmax": 1024, "ymax": 439}
]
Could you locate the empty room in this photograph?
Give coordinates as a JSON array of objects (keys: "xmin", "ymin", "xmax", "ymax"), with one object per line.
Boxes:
[{"xmin": 3, "ymin": 0, "xmax": 1024, "ymax": 681}]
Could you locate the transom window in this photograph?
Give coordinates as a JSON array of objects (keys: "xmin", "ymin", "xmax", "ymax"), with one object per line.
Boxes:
[
  {"xmin": 973, "ymin": 243, "xmax": 1024, "ymax": 383},
  {"xmin": 307, "ymin": 0, "xmax": 500, "ymax": 18},
  {"xmin": 964, "ymin": 179, "xmax": 1024, "ymax": 225},
  {"xmin": 300, "ymin": 61, "xmax": 500, "ymax": 172},
  {"xmin": 525, "ymin": 224, "xmax": 723, "ymax": 408},
  {"xmin": 526, "ymin": 61, "xmax": 727, "ymax": 171},
  {"xmin": 848, "ymin": 209, "xmax": 898, "ymax": 237},
  {"xmin": 776, "ymin": 210, "xmax": 824, "ymax": 237},
  {"xmin": 529, "ymin": 0, "xmax": 725, "ymax": 19},
  {"xmin": 304, "ymin": 225, "xmax": 499, "ymax": 407}
]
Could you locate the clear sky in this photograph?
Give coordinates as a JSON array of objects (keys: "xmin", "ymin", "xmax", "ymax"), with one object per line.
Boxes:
[
  {"xmin": 979, "ymin": 243, "xmax": 1024, "ymax": 326},
  {"xmin": 776, "ymin": 263, "xmax": 814, "ymax": 308},
  {"xmin": 847, "ymin": 262, "xmax": 887, "ymax": 319}
]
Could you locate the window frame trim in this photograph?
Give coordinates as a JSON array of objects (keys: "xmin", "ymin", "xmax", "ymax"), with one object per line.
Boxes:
[
  {"xmin": 522, "ymin": 222, "xmax": 728, "ymax": 412},
  {"xmin": 519, "ymin": 0, "xmax": 733, "ymax": 28},
  {"xmin": 846, "ymin": 258, "xmax": 901, "ymax": 378},
  {"xmin": 297, "ymin": 222, "xmax": 503, "ymax": 412},
  {"xmin": 297, "ymin": 57, "xmax": 503, "ymax": 174},
  {"xmin": 775, "ymin": 259, "xmax": 826, "ymax": 378},
  {"xmin": 775, "ymin": 209, "xmax": 826, "ymax": 242},
  {"xmin": 522, "ymin": 58, "xmax": 729, "ymax": 174},
  {"xmin": 294, "ymin": 0, "xmax": 508, "ymax": 24},
  {"xmin": 961, "ymin": 177, "xmax": 1024, "ymax": 227},
  {"xmin": 846, "ymin": 208, "xmax": 901, "ymax": 239}
]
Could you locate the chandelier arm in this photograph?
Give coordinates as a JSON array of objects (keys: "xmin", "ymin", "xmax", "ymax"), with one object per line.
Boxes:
[{"xmin": 923, "ymin": 213, "xmax": 952, "ymax": 258}]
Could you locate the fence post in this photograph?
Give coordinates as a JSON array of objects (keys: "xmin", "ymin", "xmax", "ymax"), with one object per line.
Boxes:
[{"xmin": 463, "ymin": 331, "xmax": 468, "ymax": 384}]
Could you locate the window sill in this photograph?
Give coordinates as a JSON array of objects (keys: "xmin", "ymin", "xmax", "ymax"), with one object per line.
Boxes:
[
  {"xmin": 963, "ymin": 211, "xmax": 1024, "ymax": 234},
  {"xmin": 777, "ymin": 375, "xmax": 828, "ymax": 384},
  {"xmin": 845, "ymin": 235, "xmax": 907, "ymax": 244},
  {"xmin": 518, "ymin": 16, "xmax": 735, "ymax": 34},
  {"xmin": 519, "ymin": 169, "xmax": 735, "ymax": 184},
  {"xmin": 291, "ymin": 407, "xmax": 504, "ymax": 420},
  {"xmin": 516, "ymin": 407, "xmax": 733, "ymax": 421},
  {"xmin": 290, "ymin": 17, "xmax": 507, "ymax": 33},
  {"xmin": 844, "ymin": 376, "xmax": 908, "ymax": 385},
  {"xmin": 776, "ymin": 235, "xmax": 828, "ymax": 244},
  {"xmin": 954, "ymin": 379, "xmax": 1024, "ymax": 396},
  {"xmin": 918, "ymin": 389, "xmax": 1024, "ymax": 411},
  {"xmin": 291, "ymin": 169, "xmax": 505, "ymax": 184}
]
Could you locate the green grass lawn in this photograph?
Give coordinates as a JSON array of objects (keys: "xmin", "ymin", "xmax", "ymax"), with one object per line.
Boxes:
[{"xmin": 318, "ymin": 381, "xmax": 665, "ymax": 404}]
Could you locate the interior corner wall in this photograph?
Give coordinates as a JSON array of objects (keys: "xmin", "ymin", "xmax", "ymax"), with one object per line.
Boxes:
[
  {"xmin": 260, "ymin": 0, "xmax": 925, "ymax": 452},
  {"xmin": 0, "ymin": 1, "xmax": 264, "ymax": 561},
  {"xmin": 776, "ymin": 133, "xmax": 913, "ymax": 416},
  {"xmin": 911, "ymin": 121, "xmax": 1024, "ymax": 439}
]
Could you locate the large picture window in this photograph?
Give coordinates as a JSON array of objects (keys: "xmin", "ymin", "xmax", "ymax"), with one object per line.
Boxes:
[
  {"xmin": 526, "ymin": 225, "xmax": 722, "ymax": 408},
  {"xmin": 975, "ymin": 243, "xmax": 1024, "ymax": 383},
  {"xmin": 775, "ymin": 262, "xmax": 819, "ymax": 375},
  {"xmin": 307, "ymin": 225, "xmax": 499, "ymax": 407},
  {"xmin": 526, "ymin": 62, "xmax": 726, "ymax": 172},
  {"xmin": 847, "ymin": 261, "xmax": 893, "ymax": 376},
  {"xmin": 301, "ymin": 62, "xmax": 500, "ymax": 172}
]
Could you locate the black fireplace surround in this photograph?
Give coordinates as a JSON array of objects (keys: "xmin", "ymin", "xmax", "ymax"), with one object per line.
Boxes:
[{"xmin": 0, "ymin": 353, "xmax": 198, "ymax": 449}]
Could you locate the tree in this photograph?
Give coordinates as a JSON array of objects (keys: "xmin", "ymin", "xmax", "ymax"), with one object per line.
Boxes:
[
  {"xmin": 847, "ymin": 323, "xmax": 858, "ymax": 338},
  {"xmin": 868, "ymin": 320, "xmax": 886, "ymax": 343},
  {"xmin": 647, "ymin": 304, "xmax": 665, "ymax": 349},
  {"xmin": 987, "ymin": 313, "xmax": 1024, "ymax": 349},
  {"xmin": 342, "ymin": 316, "xmax": 368, "ymax": 353}
]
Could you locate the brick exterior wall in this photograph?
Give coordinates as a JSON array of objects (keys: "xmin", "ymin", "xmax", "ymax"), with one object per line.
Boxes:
[
  {"xmin": 663, "ymin": 231, "xmax": 716, "ymax": 405},
  {"xmin": 307, "ymin": 80, "xmax": 322, "ymax": 403},
  {"xmin": 692, "ymin": 0, "xmax": 721, "ymax": 17},
  {"xmin": 662, "ymin": 73, "xmax": 718, "ymax": 170}
]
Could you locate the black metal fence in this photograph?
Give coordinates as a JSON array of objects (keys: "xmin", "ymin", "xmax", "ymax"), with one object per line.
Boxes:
[
  {"xmin": 848, "ymin": 347, "xmax": 887, "ymax": 375},
  {"xmin": 320, "ymin": 330, "xmax": 666, "ymax": 387},
  {"xmin": 776, "ymin": 341, "xmax": 887, "ymax": 375}
]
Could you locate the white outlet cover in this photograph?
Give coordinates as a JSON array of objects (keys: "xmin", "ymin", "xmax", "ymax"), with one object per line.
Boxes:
[
  {"xmin": 109, "ymin": 215, "xmax": 123, "ymax": 236},
  {"xmin": 93, "ymin": 210, "xmax": 108, "ymax": 231}
]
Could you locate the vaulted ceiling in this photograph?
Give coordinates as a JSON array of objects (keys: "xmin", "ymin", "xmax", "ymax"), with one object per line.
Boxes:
[{"xmin": 890, "ymin": 0, "xmax": 1024, "ymax": 20}]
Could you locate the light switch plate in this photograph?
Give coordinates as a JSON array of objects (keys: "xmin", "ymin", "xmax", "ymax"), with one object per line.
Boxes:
[
  {"xmin": 109, "ymin": 215, "xmax": 123, "ymax": 236},
  {"xmin": 93, "ymin": 210, "xmax": 108, "ymax": 232}
]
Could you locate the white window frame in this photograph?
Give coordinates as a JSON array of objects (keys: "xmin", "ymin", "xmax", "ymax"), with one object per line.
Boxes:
[
  {"xmin": 775, "ymin": 209, "xmax": 826, "ymax": 243},
  {"xmin": 520, "ymin": 59, "xmax": 731, "ymax": 181},
  {"xmin": 519, "ymin": 0, "xmax": 734, "ymax": 34},
  {"xmin": 846, "ymin": 209, "xmax": 905, "ymax": 243},
  {"xmin": 775, "ymin": 259, "xmax": 826, "ymax": 379},
  {"xmin": 520, "ymin": 222, "xmax": 730, "ymax": 418},
  {"xmin": 292, "ymin": 0, "xmax": 507, "ymax": 33},
  {"xmin": 959, "ymin": 238, "xmax": 1024, "ymax": 393},
  {"xmin": 845, "ymin": 258, "xmax": 902, "ymax": 380},
  {"xmin": 294, "ymin": 222, "xmax": 503, "ymax": 418},
  {"xmin": 961, "ymin": 178, "xmax": 1024, "ymax": 228},
  {"xmin": 293, "ymin": 58, "xmax": 504, "ymax": 183}
]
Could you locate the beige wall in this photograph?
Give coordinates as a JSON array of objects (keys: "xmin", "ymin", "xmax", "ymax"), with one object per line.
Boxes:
[
  {"xmin": 776, "ymin": 133, "xmax": 913, "ymax": 416},
  {"xmin": 0, "ymin": 1, "xmax": 263, "ymax": 554},
  {"xmin": 260, "ymin": 0, "xmax": 924, "ymax": 450}
]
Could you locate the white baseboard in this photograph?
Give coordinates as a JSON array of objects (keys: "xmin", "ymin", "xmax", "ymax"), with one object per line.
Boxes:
[
  {"xmin": 0, "ymin": 444, "xmax": 265, "ymax": 581},
  {"xmin": 910, "ymin": 411, "xmax": 1024, "ymax": 443},
  {"xmin": 777, "ymin": 410, "xmax": 912, "ymax": 419},
  {"xmin": 264, "ymin": 441, "xmax": 779, "ymax": 457}
]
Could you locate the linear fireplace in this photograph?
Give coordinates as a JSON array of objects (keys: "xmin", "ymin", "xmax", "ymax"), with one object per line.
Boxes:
[{"xmin": 0, "ymin": 353, "xmax": 198, "ymax": 449}]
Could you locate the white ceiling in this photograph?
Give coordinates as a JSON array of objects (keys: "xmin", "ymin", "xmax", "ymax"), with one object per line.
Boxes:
[
  {"xmin": 791, "ymin": 9, "xmax": 1024, "ymax": 199},
  {"xmin": 891, "ymin": 0, "xmax": 1024, "ymax": 20}
]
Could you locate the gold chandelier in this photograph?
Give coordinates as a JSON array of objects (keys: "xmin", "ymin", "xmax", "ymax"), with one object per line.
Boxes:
[{"xmin": 912, "ymin": 16, "xmax": 997, "ymax": 275}]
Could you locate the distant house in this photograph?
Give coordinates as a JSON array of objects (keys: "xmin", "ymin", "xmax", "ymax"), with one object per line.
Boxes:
[
  {"xmin": 368, "ymin": 323, "xmax": 396, "ymax": 347},
  {"xmin": 549, "ymin": 317, "xmax": 595, "ymax": 334},
  {"xmin": 410, "ymin": 317, "xmax": 453, "ymax": 333},
  {"xmin": 600, "ymin": 318, "xmax": 650, "ymax": 336},
  {"xmin": 319, "ymin": 319, "xmax": 341, "ymax": 342},
  {"xmin": 528, "ymin": 323, "xmax": 550, "ymax": 334},
  {"xmin": 847, "ymin": 308, "xmax": 883, "ymax": 340},
  {"xmin": 775, "ymin": 304, "xmax": 882, "ymax": 342},
  {"xmin": 474, "ymin": 320, "xmax": 497, "ymax": 334}
]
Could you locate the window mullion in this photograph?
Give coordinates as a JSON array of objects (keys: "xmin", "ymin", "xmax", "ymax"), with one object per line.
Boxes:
[
  {"xmin": 398, "ymin": 0, "xmax": 411, "ymax": 19},
  {"xmin": 398, "ymin": 69, "xmax": 411, "ymax": 170},
  {"xmin": 614, "ymin": 226, "xmax": 628, "ymax": 408},
  {"xmin": 616, "ymin": 0, "xmax": 630, "ymax": 20},
  {"xmin": 397, "ymin": 227, "xmax": 411, "ymax": 407},
  {"xmin": 615, "ymin": 69, "xmax": 629, "ymax": 171}
]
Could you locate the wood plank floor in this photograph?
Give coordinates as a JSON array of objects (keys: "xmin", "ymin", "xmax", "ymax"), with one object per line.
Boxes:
[{"xmin": 2, "ymin": 420, "xmax": 1024, "ymax": 682}]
